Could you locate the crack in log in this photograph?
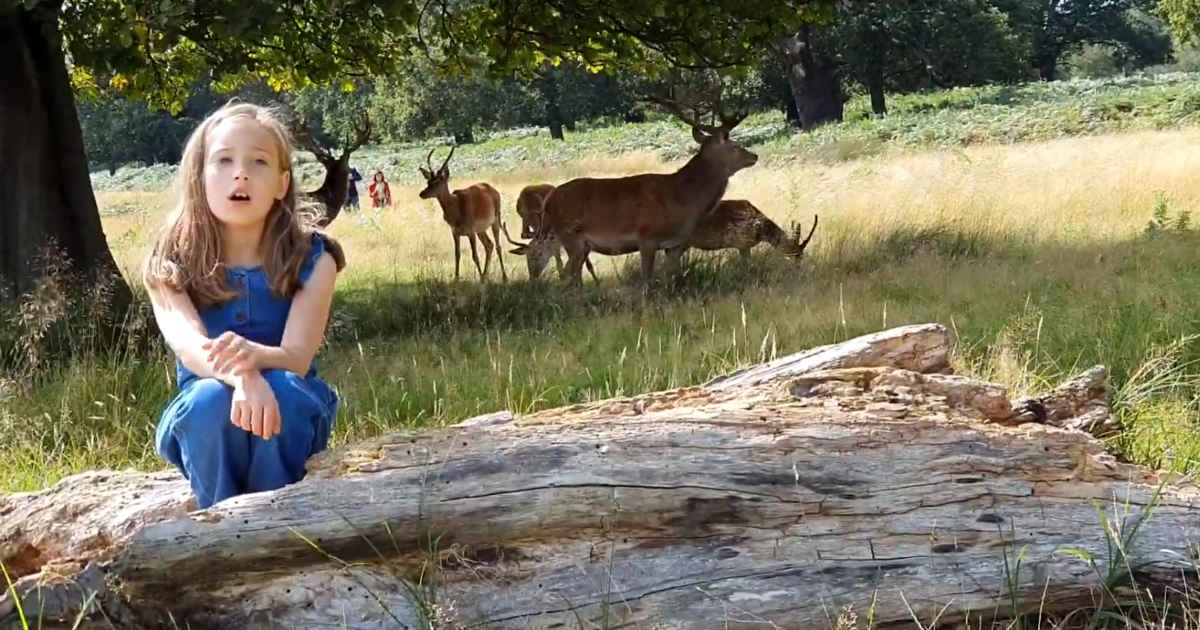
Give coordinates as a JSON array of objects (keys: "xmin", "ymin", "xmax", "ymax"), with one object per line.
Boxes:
[{"xmin": 441, "ymin": 483, "xmax": 791, "ymax": 503}]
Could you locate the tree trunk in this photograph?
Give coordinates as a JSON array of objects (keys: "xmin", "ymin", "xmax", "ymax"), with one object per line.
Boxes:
[
  {"xmin": 541, "ymin": 69, "xmax": 566, "ymax": 141},
  {"xmin": 867, "ymin": 61, "xmax": 887, "ymax": 117},
  {"xmin": 1034, "ymin": 32, "xmax": 1061, "ymax": 82},
  {"xmin": 3, "ymin": 324, "xmax": 1197, "ymax": 629},
  {"xmin": 0, "ymin": 6, "xmax": 131, "ymax": 317},
  {"xmin": 778, "ymin": 26, "xmax": 844, "ymax": 131},
  {"xmin": 1038, "ymin": 55, "xmax": 1059, "ymax": 81},
  {"xmin": 453, "ymin": 128, "xmax": 474, "ymax": 145},
  {"xmin": 784, "ymin": 95, "xmax": 800, "ymax": 127}
]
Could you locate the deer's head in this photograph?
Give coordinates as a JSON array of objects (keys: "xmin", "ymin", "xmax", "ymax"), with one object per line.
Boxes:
[
  {"xmin": 516, "ymin": 204, "xmax": 542, "ymax": 239},
  {"xmin": 781, "ymin": 215, "xmax": 820, "ymax": 260},
  {"xmin": 503, "ymin": 222, "xmax": 558, "ymax": 280},
  {"xmin": 418, "ymin": 146, "xmax": 456, "ymax": 199},
  {"xmin": 649, "ymin": 88, "xmax": 757, "ymax": 177},
  {"xmin": 692, "ymin": 120, "xmax": 757, "ymax": 178}
]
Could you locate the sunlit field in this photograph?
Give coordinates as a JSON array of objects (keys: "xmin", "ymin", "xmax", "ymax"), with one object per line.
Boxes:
[{"xmin": 6, "ymin": 80, "xmax": 1200, "ymax": 496}]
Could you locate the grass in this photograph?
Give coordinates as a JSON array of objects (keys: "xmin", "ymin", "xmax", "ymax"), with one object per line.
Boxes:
[
  {"xmin": 6, "ymin": 70, "xmax": 1200, "ymax": 630},
  {"xmin": 5, "ymin": 73, "xmax": 1200, "ymax": 495},
  {"xmin": 6, "ymin": 126, "xmax": 1200, "ymax": 494}
]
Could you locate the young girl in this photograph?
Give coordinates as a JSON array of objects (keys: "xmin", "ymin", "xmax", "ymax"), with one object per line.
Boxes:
[
  {"xmin": 368, "ymin": 170, "xmax": 392, "ymax": 208},
  {"xmin": 143, "ymin": 102, "xmax": 346, "ymax": 509}
]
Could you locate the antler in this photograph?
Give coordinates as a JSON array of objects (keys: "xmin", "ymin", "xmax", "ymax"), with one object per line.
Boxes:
[
  {"xmin": 787, "ymin": 215, "xmax": 819, "ymax": 259},
  {"xmin": 500, "ymin": 221, "xmax": 526, "ymax": 248},
  {"xmin": 438, "ymin": 144, "xmax": 457, "ymax": 173},
  {"xmin": 644, "ymin": 88, "xmax": 718, "ymax": 135},
  {"xmin": 292, "ymin": 117, "xmax": 336, "ymax": 164},
  {"xmin": 644, "ymin": 80, "xmax": 747, "ymax": 135}
]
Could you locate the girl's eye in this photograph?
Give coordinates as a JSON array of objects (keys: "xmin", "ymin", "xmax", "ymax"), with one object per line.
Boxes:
[
  {"xmin": 218, "ymin": 157, "xmax": 233, "ymax": 164},
  {"xmin": 255, "ymin": 158, "xmax": 268, "ymax": 166}
]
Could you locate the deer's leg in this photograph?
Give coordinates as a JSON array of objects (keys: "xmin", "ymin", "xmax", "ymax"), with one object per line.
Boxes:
[
  {"xmin": 584, "ymin": 255, "xmax": 599, "ymax": 284},
  {"xmin": 478, "ymin": 231, "xmax": 494, "ymax": 279},
  {"xmin": 453, "ymin": 233, "xmax": 462, "ymax": 282},
  {"xmin": 491, "ymin": 222, "xmax": 508, "ymax": 282},
  {"xmin": 467, "ymin": 233, "xmax": 486, "ymax": 281},
  {"xmin": 638, "ymin": 242, "xmax": 658, "ymax": 286},
  {"xmin": 560, "ymin": 235, "xmax": 589, "ymax": 288}
]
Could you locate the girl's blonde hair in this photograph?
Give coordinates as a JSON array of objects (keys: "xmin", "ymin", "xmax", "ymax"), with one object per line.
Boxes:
[{"xmin": 143, "ymin": 101, "xmax": 345, "ymax": 308}]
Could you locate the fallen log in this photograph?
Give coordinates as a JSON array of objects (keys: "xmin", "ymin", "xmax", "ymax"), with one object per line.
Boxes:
[{"xmin": 2, "ymin": 323, "xmax": 1198, "ymax": 629}]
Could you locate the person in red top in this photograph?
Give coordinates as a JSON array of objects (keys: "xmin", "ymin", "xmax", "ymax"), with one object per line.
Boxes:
[{"xmin": 367, "ymin": 170, "xmax": 392, "ymax": 209}]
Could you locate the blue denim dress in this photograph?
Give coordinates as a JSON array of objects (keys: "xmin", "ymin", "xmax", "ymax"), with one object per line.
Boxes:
[{"xmin": 155, "ymin": 234, "xmax": 338, "ymax": 508}]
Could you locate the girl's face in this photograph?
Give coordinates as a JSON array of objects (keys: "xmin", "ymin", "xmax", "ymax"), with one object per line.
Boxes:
[
  {"xmin": 204, "ymin": 117, "xmax": 290, "ymax": 229},
  {"xmin": 374, "ymin": 172, "xmax": 384, "ymax": 183}
]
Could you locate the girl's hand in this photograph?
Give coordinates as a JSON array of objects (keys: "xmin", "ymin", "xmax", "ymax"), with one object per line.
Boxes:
[
  {"xmin": 204, "ymin": 331, "xmax": 258, "ymax": 376},
  {"xmin": 231, "ymin": 372, "xmax": 281, "ymax": 440}
]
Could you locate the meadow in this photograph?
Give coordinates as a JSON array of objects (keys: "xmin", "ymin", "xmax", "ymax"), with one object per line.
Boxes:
[{"xmin": 4, "ymin": 72, "xmax": 1200, "ymax": 500}]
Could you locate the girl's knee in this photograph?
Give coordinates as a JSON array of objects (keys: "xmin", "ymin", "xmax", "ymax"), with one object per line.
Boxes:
[
  {"xmin": 189, "ymin": 378, "xmax": 233, "ymax": 408},
  {"xmin": 158, "ymin": 378, "xmax": 241, "ymax": 466},
  {"xmin": 173, "ymin": 378, "xmax": 233, "ymax": 431}
]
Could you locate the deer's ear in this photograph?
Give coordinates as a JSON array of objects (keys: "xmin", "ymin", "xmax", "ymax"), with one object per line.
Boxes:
[{"xmin": 692, "ymin": 126, "xmax": 710, "ymax": 144}]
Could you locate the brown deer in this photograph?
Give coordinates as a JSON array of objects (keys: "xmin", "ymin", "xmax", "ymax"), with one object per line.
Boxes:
[
  {"xmin": 514, "ymin": 183, "xmax": 555, "ymax": 239},
  {"xmin": 689, "ymin": 201, "xmax": 819, "ymax": 260},
  {"xmin": 506, "ymin": 183, "xmax": 598, "ymax": 283},
  {"xmin": 418, "ymin": 146, "xmax": 507, "ymax": 282},
  {"xmin": 509, "ymin": 91, "xmax": 757, "ymax": 286},
  {"xmin": 293, "ymin": 112, "xmax": 372, "ymax": 227}
]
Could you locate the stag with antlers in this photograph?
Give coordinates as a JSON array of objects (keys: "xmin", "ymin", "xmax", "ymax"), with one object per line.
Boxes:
[
  {"xmin": 689, "ymin": 201, "xmax": 819, "ymax": 260},
  {"xmin": 508, "ymin": 87, "xmax": 758, "ymax": 286},
  {"xmin": 293, "ymin": 112, "xmax": 372, "ymax": 227},
  {"xmin": 418, "ymin": 146, "xmax": 507, "ymax": 282}
]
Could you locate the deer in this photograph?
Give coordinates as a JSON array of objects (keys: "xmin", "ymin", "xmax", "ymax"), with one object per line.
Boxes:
[
  {"xmin": 509, "ymin": 197, "xmax": 817, "ymax": 278},
  {"xmin": 506, "ymin": 183, "xmax": 599, "ymax": 283},
  {"xmin": 293, "ymin": 111, "xmax": 372, "ymax": 227},
  {"xmin": 689, "ymin": 201, "xmax": 819, "ymax": 260},
  {"xmin": 507, "ymin": 89, "xmax": 758, "ymax": 287},
  {"xmin": 418, "ymin": 146, "xmax": 507, "ymax": 282}
]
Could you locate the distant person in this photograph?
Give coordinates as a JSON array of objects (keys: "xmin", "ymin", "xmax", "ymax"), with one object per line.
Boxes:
[
  {"xmin": 368, "ymin": 170, "xmax": 392, "ymax": 209},
  {"xmin": 346, "ymin": 167, "xmax": 363, "ymax": 210},
  {"xmin": 142, "ymin": 102, "xmax": 346, "ymax": 509}
]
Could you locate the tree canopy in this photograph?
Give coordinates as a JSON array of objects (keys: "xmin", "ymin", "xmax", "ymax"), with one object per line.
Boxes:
[
  {"xmin": 1160, "ymin": 0, "xmax": 1200, "ymax": 42},
  {"xmin": 3, "ymin": 0, "xmax": 835, "ymax": 302}
]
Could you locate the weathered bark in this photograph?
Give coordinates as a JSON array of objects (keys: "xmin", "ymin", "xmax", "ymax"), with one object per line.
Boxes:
[
  {"xmin": 777, "ymin": 26, "xmax": 845, "ymax": 131},
  {"xmin": 3, "ymin": 324, "xmax": 1199, "ymax": 630},
  {"xmin": 0, "ymin": 5, "xmax": 131, "ymax": 317}
]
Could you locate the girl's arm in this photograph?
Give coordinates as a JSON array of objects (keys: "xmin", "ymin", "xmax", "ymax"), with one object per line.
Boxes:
[
  {"xmin": 145, "ymin": 281, "xmax": 250, "ymax": 387},
  {"xmin": 243, "ymin": 252, "xmax": 339, "ymax": 375}
]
